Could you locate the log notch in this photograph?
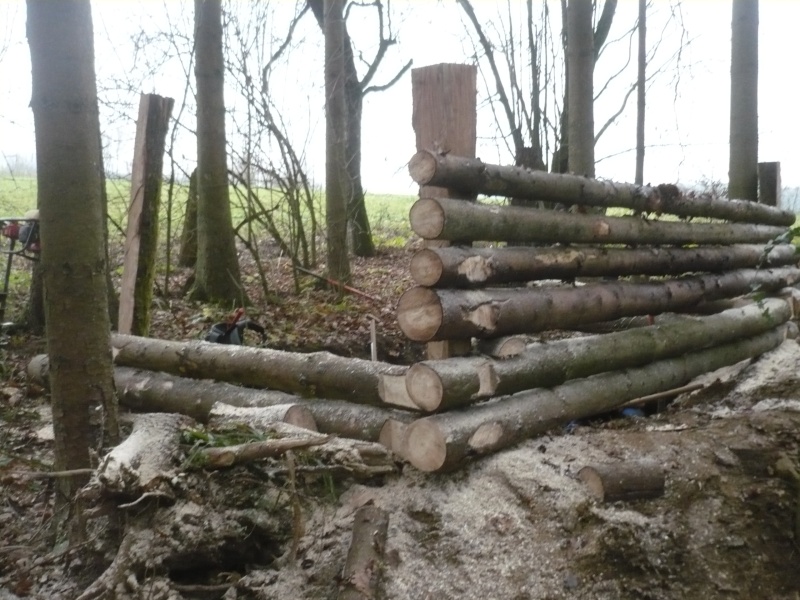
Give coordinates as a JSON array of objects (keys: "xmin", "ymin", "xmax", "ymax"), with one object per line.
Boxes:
[
  {"xmin": 410, "ymin": 244, "xmax": 799, "ymax": 288},
  {"xmin": 397, "ymin": 267, "xmax": 800, "ymax": 342},
  {"xmin": 408, "ymin": 150, "xmax": 796, "ymax": 226},
  {"xmin": 409, "ymin": 196, "xmax": 789, "ymax": 246},
  {"xmin": 411, "ymin": 63, "xmax": 477, "ymax": 360},
  {"xmin": 578, "ymin": 462, "xmax": 666, "ymax": 502},
  {"xmin": 27, "ymin": 359, "xmax": 415, "ymax": 443},
  {"xmin": 401, "ymin": 326, "xmax": 788, "ymax": 472},
  {"xmin": 118, "ymin": 93, "xmax": 174, "ymax": 336},
  {"xmin": 108, "ymin": 333, "xmax": 408, "ymax": 406},
  {"xmin": 404, "ymin": 298, "xmax": 792, "ymax": 411},
  {"xmin": 338, "ymin": 505, "xmax": 390, "ymax": 600}
]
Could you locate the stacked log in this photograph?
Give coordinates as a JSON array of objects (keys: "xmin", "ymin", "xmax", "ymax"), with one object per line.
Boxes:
[{"xmin": 395, "ymin": 151, "xmax": 799, "ymax": 472}]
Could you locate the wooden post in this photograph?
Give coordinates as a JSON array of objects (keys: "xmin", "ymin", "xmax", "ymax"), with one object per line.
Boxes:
[
  {"xmin": 411, "ymin": 63, "xmax": 477, "ymax": 359},
  {"xmin": 758, "ymin": 161, "xmax": 781, "ymax": 207},
  {"xmin": 118, "ymin": 93, "xmax": 174, "ymax": 336}
]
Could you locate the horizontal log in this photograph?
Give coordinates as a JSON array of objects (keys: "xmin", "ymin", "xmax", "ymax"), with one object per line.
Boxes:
[
  {"xmin": 409, "ymin": 197, "xmax": 789, "ymax": 246},
  {"xmin": 402, "ymin": 326, "xmax": 788, "ymax": 472},
  {"xmin": 410, "ymin": 244, "xmax": 799, "ymax": 288},
  {"xmin": 27, "ymin": 359, "xmax": 414, "ymax": 443},
  {"xmin": 578, "ymin": 462, "xmax": 665, "ymax": 502},
  {"xmin": 408, "ymin": 150, "xmax": 796, "ymax": 226},
  {"xmin": 397, "ymin": 267, "xmax": 800, "ymax": 342},
  {"xmin": 405, "ymin": 298, "xmax": 792, "ymax": 411},
  {"xmin": 108, "ymin": 333, "xmax": 407, "ymax": 406}
]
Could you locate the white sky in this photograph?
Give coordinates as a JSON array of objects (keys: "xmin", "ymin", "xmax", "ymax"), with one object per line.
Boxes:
[{"xmin": 1, "ymin": 0, "xmax": 798, "ymax": 196}]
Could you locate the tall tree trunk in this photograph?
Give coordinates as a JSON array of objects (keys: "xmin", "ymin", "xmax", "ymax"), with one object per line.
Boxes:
[
  {"xmin": 324, "ymin": 0, "xmax": 351, "ymax": 284},
  {"xmin": 192, "ymin": 0, "xmax": 246, "ymax": 304},
  {"xmin": 729, "ymin": 0, "xmax": 759, "ymax": 201},
  {"xmin": 344, "ymin": 74, "xmax": 375, "ymax": 257},
  {"xmin": 26, "ymin": 0, "xmax": 118, "ymax": 506},
  {"xmin": 635, "ymin": 0, "xmax": 646, "ymax": 185},
  {"xmin": 566, "ymin": 0, "xmax": 595, "ymax": 178}
]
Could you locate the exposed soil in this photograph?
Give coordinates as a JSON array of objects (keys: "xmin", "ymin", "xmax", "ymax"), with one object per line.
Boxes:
[{"xmin": 1, "ymin": 244, "xmax": 800, "ymax": 599}]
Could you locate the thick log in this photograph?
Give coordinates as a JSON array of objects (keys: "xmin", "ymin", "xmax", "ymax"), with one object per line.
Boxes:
[
  {"xmin": 338, "ymin": 505, "xmax": 390, "ymax": 600},
  {"xmin": 27, "ymin": 359, "xmax": 414, "ymax": 443},
  {"xmin": 578, "ymin": 462, "xmax": 665, "ymax": 502},
  {"xmin": 108, "ymin": 333, "xmax": 408, "ymax": 406},
  {"xmin": 405, "ymin": 298, "xmax": 792, "ymax": 411},
  {"xmin": 408, "ymin": 150, "xmax": 796, "ymax": 226},
  {"xmin": 410, "ymin": 243, "xmax": 798, "ymax": 288},
  {"xmin": 409, "ymin": 197, "xmax": 789, "ymax": 246},
  {"xmin": 206, "ymin": 403, "xmax": 318, "ymax": 432},
  {"xmin": 402, "ymin": 326, "xmax": 788, "ymax": 472},
  {"xmin": 397, "ymin": 267, "xmax": 800, "ymax": 342}
]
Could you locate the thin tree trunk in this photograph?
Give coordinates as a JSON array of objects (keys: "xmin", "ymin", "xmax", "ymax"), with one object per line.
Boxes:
[
  {"xmin": 178, "ymin": 168, "xmax": 198, "ymax": 267},
  {"xmin": 566, "ymin": 0, "xmax": 595, "ymax": 177},
  {"xmin": 635, "ymin": 0, "xmax": 646, "ymax": 185},
  {"xmin": 27, "ymin": 0, "xmax": 118, "ymax": 505},
  {"xmin": 192, "ymin": 0, "xmax": 246, "ymax": 304},
  {"xmin": 396, "ymin": 267, "xmax": 800, "ymax": 342}
]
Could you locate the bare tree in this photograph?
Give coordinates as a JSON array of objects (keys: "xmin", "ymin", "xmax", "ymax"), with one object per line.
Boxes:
[
  {"xmin": 729, "ymin": 0, "xmax": 758, "ymax": 200},
  {"xmin": 26, "ymin": 0, "xmax": 118, "ymax": 515},
  {"xmin": 191, "ymin": 0, "xmax": 246, "ymax": 304}
]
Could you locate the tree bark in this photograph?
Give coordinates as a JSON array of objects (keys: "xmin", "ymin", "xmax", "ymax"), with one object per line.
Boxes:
[
  {"xmin": 566, "ymin": 0, "xmax": 595, "ymax": 177},
  {"xmin": 397, "ymin": 268, "xmax": 800, "ymax": 342},
  {"xmin": 192, "ymin": 0, "xmax": 246, "ymax": 304},
  {"xmin": 635, "ymin": 0, "xmax": 646, "ymax": 185},
  {"xmin": 404, "ymin": 298, "xmax": 791, "ymax": 412},
  {"xmin": 105, "ymin": 333, "xmax": 408, "ymax": 407},
  {"xmin": 578, "ymin": 462, "xmax": 665, "ymax": 502},
  {"xmin": 27, "ymin": 0, "xmax": 119, "ymax": 504},
  {"xmin": 410, "ymin": 243, "xmax": 797, "ymax": 288},
  {"xmin": 729, "ymin": 0, "xmax": 759, "ymax": 201},
  {"xmin": 409, "ymin": 197, "xmax": 789, "ymax": 247},
  {"xmin": 402, "ymin": 326, "xmax": 788, "ymax": 472},
  {"xmin": 119, "ymin": 93, "xmax": 174, "ymax": 336},
  {"xmin": 324, "ymin": 0, "xmax": 351, "ymax": 284},
  {"xmin": 408, "ymin": 151, "xmax": 796, "ymax": 226},
  {"xmin": 338, "ymin": 505, "xmax": 390, "ymax": 600},
  {"xmin": 178, "ymin": 168, "xmax": 198, "ymax": 267}
]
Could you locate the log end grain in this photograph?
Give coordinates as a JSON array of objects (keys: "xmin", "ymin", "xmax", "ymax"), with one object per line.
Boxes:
[
  {"xmin": 284, "ymin": 405, "xmax": 318, "ymax": 432},
  {"xmin": 406, "ymin": 363, "xmax": 445, "ymax": 412},
  {"xmin": 409, "ymin": 198, "xmax": 446, "ymax": 239},
  {"xmin": 403, "ymin": 418, "xmax": 448, "ymax": 472},
  {"xmin": 397, "ymin": 287, "xmax": 443, "ymax": 342},
  {"xmin": 378, "ymin": 419, "xmax": 408, "ymax": 457},
  {"xmin": 410, "ymin": 248, "xmax": 445, "ymax": 287},
  {"xmin": 408, "ymin": 150, "xmax": 437, "ymax": 185}
]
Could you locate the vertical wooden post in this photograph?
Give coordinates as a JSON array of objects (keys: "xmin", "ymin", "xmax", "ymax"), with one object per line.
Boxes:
[
  {"xmin": 411, "ymin": 63, "xmax": 477, "ymax": 359},
  {"xmin": 758, "ymin": 161, "xmax": 781, "ymax": 207},
  {"xmin": 118, "ymin": 93, "xmax": 174, "ymax": 336}
]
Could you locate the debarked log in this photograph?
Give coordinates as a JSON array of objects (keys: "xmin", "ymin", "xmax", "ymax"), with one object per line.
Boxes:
[
  {"xmin": 410, "ymin": 243, "xmax": 799, "ymax": 288},
  {"xmin": 404, "ymin": 298, "xmax": 792, "ymax": 411},
  {"xmin": 409, "ymin": 197, "xmax": 789, "ymax": 246},
  {"xmin": 402, "ymin": 326, "xmax": 788, "ymax": 472},
  {"xmin": 108, "ymin": 333, "xmax": 411, "ymax": 407},
  {"xmin": 397, "ymin": 267, "xmax": 800, "ymax": 342},
  {"xmin": 26, "ymin": 359, "xmax": 415, "ymax": 443},
  {"xmin": 338, "ymin": 505, "xmax": 390, "ymax": 600},
  {"xmin": 578, "ymin": 462, "xmax": 666, "ymax": 502},
  {"xmin": 408, "ymin": 150, "xmax": 796, "ymax": 226}
]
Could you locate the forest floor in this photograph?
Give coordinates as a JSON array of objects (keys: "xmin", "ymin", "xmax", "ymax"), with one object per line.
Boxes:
[{"xmin": 1, "ymin": 243, "xmax": 800, "ymax": 599}]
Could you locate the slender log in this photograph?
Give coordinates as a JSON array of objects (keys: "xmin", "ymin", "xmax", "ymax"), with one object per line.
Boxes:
[
  {"xmin": 402, "ymin": 326, "xmax": 788, "ymax": 472},
  {"xmin": 27, "ymin": 359, "xmax": 414, "ymax": 442},
  {"xmin": 405, "ymin": 298, "xmax": 792, "ymax": 411},
  {"xmin": 408, "ymin": 150, "xmax": 796, "ymax": 226},
  {"xmin": 338, "ymin": 505, "xmax": 390, "ymax": 600},
  {"xmin": 578, "ymin": 462, "xmax": 665, "ymax": 502},
  {"xmin": 397, "ymin": 267, "xmax": 800, "ymax": 342},
  {"xmin": 410, "ymin": 243, "xmax": 799, "ymax": 288},
  {"xmin": 200, "ymin": 435, "xmax": 332, "ymax": 469},
  {"xmin": 108, "ymin": 333, "xmax": 407, "ymax": 406},
  {"xmin": 409, "ymin": 197, "xmax": 789, "ymax": 246}
]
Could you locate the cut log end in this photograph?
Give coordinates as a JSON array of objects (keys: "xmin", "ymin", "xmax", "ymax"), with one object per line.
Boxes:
[
  {"xmin": 397, "ymin": 287, "xmax": 443, "ymax": 342},
  {"xmin": 406, "ymin": 363, "xmax": 444, "ymax": 412},
  {"xmin": 408, "ymin": 150, "xmax": 437, "ymax": 185},
  {"xmin": 284, "ymin": 406, "xmax": 318, "ymax": 432},
  {"xmin": 410, "ymin": 248, "xmax": 445, "ymax": 287},
  {"xmin": 409, "ymin": 198, "xmax": 446, "ymax": 239},
  {"xmin": 403, "ymin": 418, "xmax": 447, "ymax": 472}
]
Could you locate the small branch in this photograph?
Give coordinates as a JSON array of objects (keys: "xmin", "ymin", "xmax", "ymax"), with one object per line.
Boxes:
[
  {"xmin": 7, "ymin": 468, "xmax": 95, "ymax": 479},
  {"xmin": 200, "ymin": 434, "xmax": 333, "ymax": 469},
  {"xmin": 621, "ymin": 382, "xmax": 706, "ymax": 408},
  {"xmin": 294, "ymin": 265, "xmax": 380, "ymax": 301}
]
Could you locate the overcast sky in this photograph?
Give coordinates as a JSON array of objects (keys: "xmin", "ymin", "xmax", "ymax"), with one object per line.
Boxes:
[{"xmin": 1, "ymin": 0, "xmax": 798, "ymax": 196}]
